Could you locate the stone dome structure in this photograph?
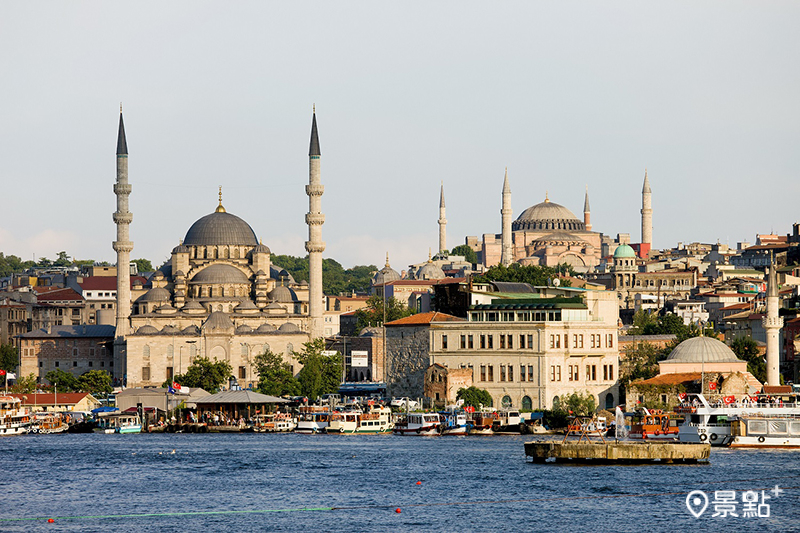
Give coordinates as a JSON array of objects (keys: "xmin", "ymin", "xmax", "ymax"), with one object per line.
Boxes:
[
  {"xmin": 257, "ymin": 323, "xmax": 276, "ymax": 333},
  {"xmin": 202, "ymin": 311, "xmax": 234, "ymax": 332},
  {"xmin": 191, "ymin": 264, "xmax": 250, "ymax": 284},
  {"xmin": 135, "ymin": 325, "xmax": 159, "ymax": 334},
  {"xmin": 183, "ymin": 211, "xmax": 258, "ymax": 246},
  {"xmin": 416, "ymin": 261, "xmax": 446, "ymax": 280},
  {"xmin": 269, "ymin": 285, "xmax": 295, "ymax": 303},
  {"xmin": 533, "ymin": 232, "xmax": 586, "ymax": 246},
  {"xmin": 513, "ymin": 198, "xmax": 585, "ymax": 232},
  {"xmin": 372, "ymin": 256, "xmax": 401, "ymax": 286},
  {"xmin": 278, "ymin": 322, "xmax": 300, "ymax": 333},
  {"xmin": 137, "ymin": 287, "xmax": 171, "ymax": 302},
  {"xmin": 614, "ymin": 244, "xmax": 636, "ymax": 259},
  {"xmin": 664, "ymin": 336, "xmax": 742, "ymax": 363}
]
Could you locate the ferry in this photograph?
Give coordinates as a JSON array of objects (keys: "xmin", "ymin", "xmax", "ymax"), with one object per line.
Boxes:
[
  {"xmin": 629, "ymin": 409, "xmax": 679, "ymax": 440},
  {"xmin": 468, "ymin": 410, "xmax": 496, "ymax": 435},
  {"xmin": 438, "ymin": 410, "xmax": 468, "ymax": 436},
  {"xmin": 29, "ymin": 413, "xmax": 69, "ymax": 434},
  {"xmin": 253, "ymin": 412, "xmax": 296, "ymax": 433},
  {"xmin": 295, "ymin": 406, "xmax": 331, "ymax": 434},
  {"xmin": 492, "ymin": 409, "xmax": 523, "ymax": 434},
  {"xmin": 393, "ymin": 412, "xmax": 441, "ymax": 436},
  {"xmin": 94, "ymin": 412, "xmax": 142, "ymax": 434},
  {"xmin": 676, "ymin": 393, "xmax": 800, "ymax": 446},
  {"xmin": 729, "ymin": 415, "xmax": 800, "ymax": 448},
  {"xmin": 0, "ymin": 396, "xmax": 31, "ymax": 436},
  {"xmin": 327, "ymin": 407, "xmax": 393, "ymax": 434}
]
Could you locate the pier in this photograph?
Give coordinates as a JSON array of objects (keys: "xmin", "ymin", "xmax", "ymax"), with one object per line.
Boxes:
[{"xmin": 525, "ymin": 440, "xmax": 710, "ymax": 464}]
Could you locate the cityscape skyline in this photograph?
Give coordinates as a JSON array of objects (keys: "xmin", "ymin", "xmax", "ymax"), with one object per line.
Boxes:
[{"xmin": 2, "ymin": 3, "xmax": 799, "ymax": 271}]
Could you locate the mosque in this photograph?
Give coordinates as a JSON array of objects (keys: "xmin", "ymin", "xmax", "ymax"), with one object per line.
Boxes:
[{"xmin": 112, "ymin": 110, "xmax": 326, "ymax": 388}]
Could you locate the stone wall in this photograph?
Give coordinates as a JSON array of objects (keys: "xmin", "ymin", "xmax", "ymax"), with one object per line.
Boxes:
[{"xmin": 385, "ymin": 325, "xmax": 430, "ymax": 398}]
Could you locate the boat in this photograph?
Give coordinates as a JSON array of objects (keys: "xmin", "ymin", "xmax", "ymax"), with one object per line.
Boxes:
[
  {"xmin": 438, "ymin": 410, "xmax": 468, "ymax": 436},
  {"xmin": 628, "ymin": 409, "xmax": 679, "ymax": 440},
  {"xmin": 29, "ymin": 413, "xmax": 69, "ymax": 434},
  {"xmin": 492, "ymin": 409, "xmax": 523, "ymax": 434},
  {"xmin": 392, "ymin": 412, "xmax": 441, "ymax": 436},
  {"xmin": 253, "ymin": 412, "xmax": 296, "ymax": 433},
  {"xmin": 94, "ymin": 412, "xmax": 142, "ymax": 434},
  {"xmin": 676, "ymin": 393, "xmax": 800, "ymax": 446},
  {"xmin": 728, "ymin": 415, "xmax": 800, "ymax": 448},
  {"xmin": 468, "ymin": 410, "xmax": 496, "ymax": 435},
  {"xmin": 326, "ymin": 406, "xmax": 393, "ymax": 434},
  {"xmin": 295, "ymin": 406, "xmax": 331, "ymax": 434},
  {"xmin": 0, "ymin": 396, "xmax": 31, "ymax": 436}
]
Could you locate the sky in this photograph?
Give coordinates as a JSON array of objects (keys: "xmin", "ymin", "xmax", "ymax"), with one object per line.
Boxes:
[{"xmin": 1, "ymin": 2, "xmax": 798, "ymax": 272}]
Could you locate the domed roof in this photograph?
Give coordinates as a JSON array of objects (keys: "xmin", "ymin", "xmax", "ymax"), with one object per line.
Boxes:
[
  {"xmin": 664, "ymin": 336, "xmax": 742, "ymax": 364},
  {"xmin": 269, "ymin": 265, "xmax": 296, "ymax": 283},
  {"xmin": 181, "ymin": 300, "xmax": 204, "ymax": 311},
  {"xmin": 191, "ymin": 264, "xmax": 249, "ymax": 284},
  {"xmin": 533, "ymin": 232, "xmax": 586, "ymax": 245},
  {"xmin": 269, "ymin": 285, "xmax": 295, "ymax": 303},
  {"xmin": 234, "ymin": 299, "xmax": 258, "ymax": 311},
  {"xmin": 614, "ymin": 244, "xmax": 636, "ymax": 259},
  {"xmin": 278, "ymin": 322, "xmax": 300, "ymax": 333},
  {"xmin": 182, "ymin": 325, "xmax": 201, "ymax": 335},
  {"xmin": 416, "ymin": 262, "xmax": 446, "ymax": 280},
  {"xmin": 136, "ymin": 325, "xmax": 159, "ymax": 334},
  {"xmin": 137, "ymin": 287, "xmax": 171, "ymax": 302},
  {"xmin": 160, "ymin": 325, "xmax": 179, "ymax": 334},
  {"xmin": 257, "ymin": 323, "xmax": 276, "ymax": 333},
  {"xmin": 183, "ymin": 211, "xmax": 258, "ymax": 246},
  {"xmin": 372, "ymin": 257, "xmax": 401, "ymax": 286},
  {"xmin": 253, "ymin": 242, "xmax": 270, "ymax": 254},
  {"xmin": 513, "ymin": 198, "xmax": 585, "ymax": 232},
  {"xmin": 235, "ymin": 324, "xmax": 253, "ymax": 334},
  {"xmin": 202, "ymin": 311, "xmax": 234, "ymax": 332}
]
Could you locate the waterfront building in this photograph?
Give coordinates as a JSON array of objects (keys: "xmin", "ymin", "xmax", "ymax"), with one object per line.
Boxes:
[
  {"xmin": 18, "ymin": 324, "xmax": 115, "ymax": 382},
  {"xmin": 9, "ymin": 392, "xmax": 101, "ymax": 413}
]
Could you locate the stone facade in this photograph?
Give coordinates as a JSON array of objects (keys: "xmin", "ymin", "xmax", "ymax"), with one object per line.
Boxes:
[
  {"xmin": 424, "ymin": 363, "xmax": 473, "ymax": 406},
  {"xmin": 385, "ymin": 324, "xmax": 433, "ymax": 398},
  {"xmin": 18, "ymin": 325, "xmax": 115, "ymax": 383}
]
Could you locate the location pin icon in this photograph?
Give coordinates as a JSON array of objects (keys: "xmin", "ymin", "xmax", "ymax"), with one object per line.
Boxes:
[{"xmin": 686, "ymin": 490, "xmax": 708, "ymax": 518}]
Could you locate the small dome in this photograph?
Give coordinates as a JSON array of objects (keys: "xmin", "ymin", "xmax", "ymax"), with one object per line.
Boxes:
[
  {"xmin": 152, "ymin": 271, "xmax": 165, "ymax": 280},
  {"xmin": 269, "ymin": 286, "xmax": 295, "ymax": 303},
  {"xmin": 235, "ymin": 324, "xmax": 253, "ymax": 334},
  {"xmin": 416, "ymin": 262, "xmax": 445, "ymax": 280},
  {"xmin": 155, "ymin": 304, "xmax": 177, "ymax": 314},
  {"xmin": 269, "ymin": 265, "xmax": 296, "ymax": 283},
  {"xmin": 372, "ymin": 264, "xmax": 401, "ymax": 286},
  {"xmin": 183, "ymin": 211, "xmax": 258, "ymax": 246},
  {"xmin": 136, "ymin": 325, "xmax": 159, "ymax": 334},
  {"xmin": 614, "ymin": 244, "xmax": 637, "ymax": 259},
  {"xmin": 161, "ymin": 325, "xmax": 179, "ymax": 334},
  {"xmin": 253, "ymin": 243, "xmax": 271, "ymax": 254},
  {"xmin": 278, "ymin": 322, "xmax": 300, "ymax": 333},
  {"xmin": 182, "ymin": 325, "xmax": 201, "ymax": 335},
  {"xmin": 202, "ymin": 311, "xmax": 234, "ymax": 332},
  {"xmin": 664, "ymin": 336, "xmax": 742, "ymax": 363},
  {"xmin": 174, "ymin": 270, "xmax": 186, "ymax": 278},
  {"xmin": 137, "ymin": 287, "xmax": 171, "ymax": 302},
  {"xmin": 191, "ymin": 264, "xmax": 249, "ymax": 284},
  {"xmin": 235, "ymin": 299, "xmax": 258, "ymax": 311},
  {"xmin": 182, "ymin": 300, "xmax": 204, "ymax": 311},
  {"xmin": 255, "ymin": 269, "xmax": 267, "ymax": 277},
  {"xmin": 257, "ymin": 323, "xmax": 276, "ymax": 333},
  {"xmin": 298, "ymin": 280, "xmax": 308, "ymax": 286},
  {"xmin": 533, "ymin": 232, "xmax": 586, "ymax": 245}
]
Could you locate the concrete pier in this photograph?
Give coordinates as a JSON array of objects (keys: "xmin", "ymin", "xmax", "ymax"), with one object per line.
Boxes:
[{"xmin": 525, "ymin": 440, "xmax": 710, "ymax": 464}]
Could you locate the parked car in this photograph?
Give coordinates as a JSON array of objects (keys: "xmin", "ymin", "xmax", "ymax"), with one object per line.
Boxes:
[{"xmin": 390, "ymin": 397, "xmax": 420, "ymax": 410}]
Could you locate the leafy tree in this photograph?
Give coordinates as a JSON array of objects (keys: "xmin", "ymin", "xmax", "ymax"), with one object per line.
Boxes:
[
  {"xmin": 293, "ymin": 339, "xmax": 342, "ymax": 400},
  {"xmin": 456, "ymin": 386, "xmax": 493, "ymax": 409},
  {"xmin": 354, "ymin": 295, "xmax": 415, "ymax": 333},
  {"xmin": 37, "ymin": 257, "xmax": 52, "ymax": 267},
  {"xmin": 44, "ymin": 369, "xmax": 80, "ymax": 391},
  {"xmin": 450, "ymin": 244, "xmax": 478, "ymax": 265},
  {"xmin": 254, "ymin": 350, "xmax": 300, "ymax": 396},
  {"xmin": 173, "ymin": 357, "xmax": 232, "ymax": 392},
  {"xmin": 475, "ymin": 263, "xmax": 573, "ymax": 287},
  {"xmin": 271, "ymin": 254, "xmax": 376, "ymax": 295},
  {"xmin": 627, "ymin": 309, "xmax": 659, "ymax": 335},
  {"xmin": 11, "ymin": 374, "xmax": 38, "ymax": 393},
  {"xmin": 78, "ymin": 370, "xmax": 112, "ymax": 394},
  {"xmin": 54, "ymin": 251, "xmax": 71, "ymax": 267},
  {"xmin": 618, "ymin": 342, "xmax": 663, "ymax": 403},
  {"xmin": 0, "ymin": 344, "xmax": 18, "ymax": 373},
  {"xmin": 132, "ymin": 258, "xmax": 153, "ymax": 273},
  {"xmin": 561, "ymin": 390, "xmax": 597, "ymax": 416},
  {"xmin": 0, "ymin": 253, "xmax": 36, "ymax": 277},
  {"xmin": 731, "ymin": 336, "xmax": 766, "ymax": 384}
]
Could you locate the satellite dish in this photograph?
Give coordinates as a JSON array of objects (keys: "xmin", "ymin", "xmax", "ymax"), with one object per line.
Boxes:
[{"xmin": 552, "ymin": 278, "xmax": 561, "ymax": 287}]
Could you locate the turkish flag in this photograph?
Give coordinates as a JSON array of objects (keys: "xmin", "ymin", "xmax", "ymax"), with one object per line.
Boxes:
[
  {"xmin": 0, "ymin": 370, "xmax": 5, "ymax": 376},
  {"xmin": 723, "ymin": 396, "xmax": 736, "ymax": 405},
  {"xmin": 708, "ymin": 382, "xmax": 717, "ymax": 391},
  {"xmin": 678, "ymin": 393, "xmax": 687, "ymax": 401}
]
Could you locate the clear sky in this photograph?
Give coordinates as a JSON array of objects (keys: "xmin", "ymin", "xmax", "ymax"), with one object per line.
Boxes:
[{"xmin": 1, "ymin": 2, "xmax": 798, "ymax": 272}]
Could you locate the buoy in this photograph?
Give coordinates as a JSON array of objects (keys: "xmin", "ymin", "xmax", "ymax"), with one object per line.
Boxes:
[
  {"xmin": 47, "ymin": 519, "xmax": 54, "ymax": 523},
  {"xmin": 395, "ymin": 508, "xmax": 401, "ymax": 514},
  {"xmin": 416, "ymin": 481, "xmax": 422, "ymax": 485}
]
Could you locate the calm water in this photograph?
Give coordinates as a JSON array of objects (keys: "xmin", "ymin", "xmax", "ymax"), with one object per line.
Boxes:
[{"xmin": 2, "ymin": 433, "xmax": 799, "ymax": 532}]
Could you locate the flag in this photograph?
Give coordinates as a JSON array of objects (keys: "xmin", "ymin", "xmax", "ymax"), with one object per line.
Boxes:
[
  {"xmin": 464, "ymin": 405, "xmax": 475, "ymax": 413},
  {"xmin": 169, "ymin": 382, "xmax": 189, "ymax": 394},
  {"xmin": 723, "ymin": 396, "xmax": 736, "ymax": 405},
  {"xmin": 7, "ymin": 373, "xmax": 15, "ymax": 380},
  {"xmin": 708, "ymin": 382, "xmax": 717, "ymax": 391},
  {"xmin": 0, "ymin": 370, "xmax": 5, "ymax": 376},
  {"xmin": 678, "ymin": 392, "xmax": 687, "ymax": 401}
]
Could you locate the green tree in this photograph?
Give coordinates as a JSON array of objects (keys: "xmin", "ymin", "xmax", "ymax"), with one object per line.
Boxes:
[
  {"xmin": 132, "ymin": 258, "xmax": 153, "ymax": 273},
  {"xmin": 44, "ymin": 369, "xmax": 80, "ymax": 391},
  {"xmin": 78, "ymin": 370, "xmax": 112, "ymax": 394},
  {"xmin": 253, "ymin": 350, "xmax": 300, "ymax": 396},
  {"xmin": 173, "ymin": 357, "xmax": 232, "ymax": 392},
  {"xmin": 561, "ymin": 390, "xmax": 597, "ymax": 416},
  {"xmin": 731, "ymin": 336, "xmax": 766, "ymax": 384},
  {"xmin": 627, "ymin": 309, "xmax": 658, "ymax": 335},
  {"xmin": 0, "ymin": 343, "xmax": 18, "ymax": 373},
  {"xmin": 37, "ymin": 257, "xmax": 52, "ymax": 267},
  {"xmin": 476, "ymin": 263, "xmax": 573, "ymax": 287},
  {"xmin": 272, "ymin": 254, "xmax": 376, "ymax": 295},
  {"xmin": 54, "ymin": 251, "xmax": 71, "ymax": 267},
  {"xmin": 293, "ymin": 339, "xmax": 342, "ymax": 400},
  {"xmin": 0, "ymin": 253, "xmax": 35, "ymax": 277},
  {"xmin": 450, "ymin": 244, "xmax": 478, "ymax": 264},
  {"xmin": 354, "ymin": 295, "xmax": 415, "ymax": 333},
  {"xmin": 11, "ymin": 373, "xmax": 38, "ymax": 393},
  {"xmin": 618, "ymin": 342, "xmax": 664, "ymax": 403},
  {"xmin": 456, "ymin": 386, "xmax": 493, "ymax": 409}
]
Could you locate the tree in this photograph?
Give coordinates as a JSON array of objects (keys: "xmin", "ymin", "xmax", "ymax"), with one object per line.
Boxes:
[
  {"xmin": 0, "ymin": 344, "xmax": 18, "ymax": 373},
  {"xmin": 560, "ymin": 391, "xmax": 597, "ymax": 416},
  {"xmin": 254, "ymin": 350, "xmax": 300, "ymax": 397},
  {"xmin": 450, "ymin": 244, "xmax": 478, "ymax": 265},
  {"xmin": 271, "ymin": 254, "xmax": 377, "ymax": 295},
  {"xmin": 54, "ymin": 251, "xmax": 71, "ymax": 267},
  {"xmin": 11, "ymin": 373, "xmax": 38, "ymax": 393},
  {"xmin": 293, "ymin": 339, "xmax": 342, "ymax": 400},
  {"xmin": 132, "ymin": 258, "xmax": 153, "ymax": 273},
  {"xmin": 78, "ymin": 370, "xmax": 112, "ymax": 394},
  {"xmin": 618, "ymin": 342, "xmax": 664, "ymax": 404},
  {"xmin": 475, "ymin": 263, "xmax": 573, "ymax": 287},
  {"xmin": 37, "ymin": 257, "xmax": 52, "ymax": 267},
  {"xmin": 456, "ymin": 386, "xmax": 493, "ymax": 409},
  {"xmin": 354, "ymin": 295, "xmax": 415, "ymax": 333},
  {"xmin": 0, "ymin": 253, "xmax": 35, "ymax": 277},
  {"xmin": 173, "ymin": 357, "xmax": 232, "ymax": 392},
  {"xmin": 731, "ymin": 336, "xmax": 766, "ymax": 384},
  {"xmin": 44, "ymin": 369, "xmax": 80, "ymax": 392}
]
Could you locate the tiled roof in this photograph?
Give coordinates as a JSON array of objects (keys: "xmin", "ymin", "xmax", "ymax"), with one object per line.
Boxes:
[
  {"xmin": 35, "ymin": 288, "xmax": 83, "ymax": 302},
  {"xmin": 386, "ymin": 311, "xmax": 464, "ymax": 326},
  {"xmin": 632, "ymin": 372, "xmax": 701, "ymax": 386},
  {"xmin": 79, "ymin": 276, "xmax": 147, "ymax": 290},
  {"xmin": 10, "ymin": 393, "xmax": 94, "ymax": 406}
]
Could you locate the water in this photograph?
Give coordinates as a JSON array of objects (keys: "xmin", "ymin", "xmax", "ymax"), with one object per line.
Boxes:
[{"xmin": 2, "ymin": 433, "xmax": 799, "ymax": 532}]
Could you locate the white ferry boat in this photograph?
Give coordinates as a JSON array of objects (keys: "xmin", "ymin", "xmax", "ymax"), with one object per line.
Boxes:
[
  {"xmin": 729, "ymin": 415, "xmax": 800, "ymax": 448},
  {"xmin": 326, "ymin": 407, "xmax": 393, "ymax": 434},
  {"xmin": 393, "ymin": 412, "xmax": 441, "ymax": 436},
  {"xmin": 0, "ymin": 396, "xmax": 31, "ymax": 436},
  {"xmin": 439, "ymin": 410, "xmax": 468, "ymax": 436},
  {"xmin": 94, "ymin": 412, "xmax": 142, "ymax": 434},
  {"xmin": 677, "ymin": 393, "xmax": 800, "ymax": 446},
  {"xmin": 295, "ymin": 407, "xmax": 331, "ymax": 434},
  {"xmin": 29, "ymin": 413, "xmax": 69, "ymax": 434},
  {"xmin": 253, "ymin": 413, "xmax": 296, "ymax": 432}
]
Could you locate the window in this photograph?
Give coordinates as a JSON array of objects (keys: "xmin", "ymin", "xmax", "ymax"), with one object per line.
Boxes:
[
  {"xmin": 487, "ymin": 335, "xmax": 494, "ymax": 349},
  {"xmin": 488, "ymin": 365, "xmax": 494, "ymax": 381},
  {"xmin": 508, "ymin": 365, "xmax": 513, "ymax": 382},
  {"xmin": 500, "ymin": 365, "xmax": 506, "ymax": 382},
  {"xmin": 480, "ymin": 365, "xmax": 486, "ymax": 381},
  {"xmin": 550, "ymin": 365, "xmax": 561, "ymax": 382},
  {"xmin": 55, "ymin": 361, "xmax": 59, "ymax": 367},
  {"xmin": 573, "ymin": 335, "xmax": 578, "ymax": 349},
  {"xmin": 508, "ymin": 335, "xmax": 513, "ymax": 350},
  {"xmin": 480, "ymin": 335, "xmax": 486, "ymax": 349},
  {"xmin": 460, "ymin": 335, "xmax": 466, "ymax": 349},
  {"xmin": 520, "ymin": 364, "xmax": 526, "ymax": 382},
  {"xmin": 528, "ymin": 365, "xmax": 534, "ymax": 382},
  {"xmin": 73, "ymin": 361, "xmax": 77, "ymax": 367},
  {"xmin": 73, "ymin": 348, "xmax": 78, "ymax": 356},
  {"xmin": 166, "ymin": 367, "xmax": 173, "ymax": 381},
  {"xmin": 578, "ymin": 335, "xmax": 583, "ymax": 348},
  {"xmin": 603, "ymin": 364, "xmax": 614, "ymax": 381},
  {"xmin": 442, "ymin": 335, "xmax": 448, "ymax": 350},
  {"xmin": 142, "ymin": 366, "xmax": 151, "ymax": 381},
  {"xmin": 468, "ymin": 335, "xmax": 474, "ymax": 349},
  {"xmin": 568, "ymin": 365, "xmax": 578, "ymax": 381},
  {"xmin": 520, "ymin": 335, "xmax": 526, "ymax": 349},
  {"xmin": 500, "ymin": 336, "xmax": 506, "ymax": 349},
  {"xmin": 606, "ymin": 334, "xmax": 614, "ymax": 348},
  {"xmin": 527, "ymin": 334, "xmax": 534, "ymax": 349},
  {"xmin": 239, "ymin": 366, "xmax": 246, "ymax": 379},
  {"xmin": 586, "ymin": 365, "xmax": 597, "ymax": 381}
]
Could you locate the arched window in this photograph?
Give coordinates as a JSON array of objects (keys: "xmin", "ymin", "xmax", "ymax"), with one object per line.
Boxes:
[
  {"xmin": 189, "ymin": 344, "xmax": 197, "ymax": 360},
  {"xmin": 286, "ymin": 343, "xmax": 293, "ymax": 356},
  {"xmin": 501, "ymin": 395, "xmax": 512, "ymax": 408},
  {"xmin": 143, "ymin": 345, "xmax": 150, "ymax": 359},
  {"xmin": 234, "ymin": 248, "xmax": 240, "ymax": 259},
  {"xmin": 605, "ymin": 393, "xmax": 615, "ymax": 410},
  {"xmin": 522, "ymin": 396, "xmax": 532, "ymax": 411},
  {"xmin": 552, "ymin": 396, "xmax": 560, "ymax": 410}
]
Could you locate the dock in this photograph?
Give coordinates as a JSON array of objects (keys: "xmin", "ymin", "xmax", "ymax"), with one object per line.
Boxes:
[{"xmin": 525, "ymin": 440, "xmax": 710, "ymax": 464}]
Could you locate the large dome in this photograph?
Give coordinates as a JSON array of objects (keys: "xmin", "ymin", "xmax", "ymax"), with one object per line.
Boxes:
[
  {"xmin": 191, "ymin": 264, "xmax": 250, "ymax": 284},
  {"xmin": 664, "ymin": 336, "xmax": 742, "ymax": 364},
  {"xmin": 513, "ymin": 199, "xmax": 584, "ymax": 232},
  {"xmin": 183, "ymin": 211, "xmax": 258, "ymax": 246}
]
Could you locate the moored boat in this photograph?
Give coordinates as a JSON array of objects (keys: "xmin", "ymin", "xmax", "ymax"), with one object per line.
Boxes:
[
  {"xmin": 468, "ymin": 410, "xmax": 496, "ymax": 435},
  {"xmin": 0, "ymin": 396, "xmax": 31, "ymax": 436},
  {"xmin": 295, "ymin": 406, "xmax": 331, "ymax": 434},
  {"xmin": 729, "ymin": 415, "xmax": 800, "ymax": 448},
  {"xmin": 29, "ymin": 413, "xmax": 69, "ymax": 435},
  {"xmin": 628, "ymin": 409, "xmax": 679, "ymax": 440},
  {"xmin": 94, "ymin": 412, "xmax": 142, "ymax": 434},
  {"xmin": 492, "ymin": 409, "xmax": 523, "ymax": 434},
  {"xmin": 438, "ymin": 410, "xmax": 467, "ymax": 436},
  {"xmin": 393, "ymin": 412, "xmax": 440, "ymax": 436},
  {"xmin": 253, "ymin": 412, "xmax": 296, "ymax": 433}
]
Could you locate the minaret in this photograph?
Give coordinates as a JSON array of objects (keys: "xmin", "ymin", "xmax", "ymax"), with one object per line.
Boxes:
[
  {"xmin": 583, "ymin": 185, "xmax": 592, "ymax": 231},
  {"xmin": 764, "ymin": 256, "xmax": 783, "ymax": 386},
  {"xmin": 641, "ymin": 169, "xmax": 652, "ymax": 247},
  {"xmin": 438, "ymin": 182, "xmax": 447, "ymax": 253},
  {"xmin": 113, "ymin": 106, "xmax": 133, "ymax": 339},
  {"xmin": 500, "ymin": 168, "xmax": 513, "ymax": 266},
  {"xmin": 305, "ymin": 108, "xmax": 325, "ymax": 339}
]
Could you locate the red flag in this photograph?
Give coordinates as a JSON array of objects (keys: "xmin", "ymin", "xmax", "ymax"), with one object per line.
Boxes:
[
  {"xmin": 723, "ymin": 396, "xmax": 736, "ymax": 405},
  {"xmin": 0, "ymin": 370, "xmax": 5, "ymax": 376},
  {"xmin": 678, "ymin": 392, "xmax": 687, "ymax": 401},
  {"xmin": 708, "ymin": 382, "xmax": 717, "ymax": 391}
]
